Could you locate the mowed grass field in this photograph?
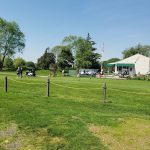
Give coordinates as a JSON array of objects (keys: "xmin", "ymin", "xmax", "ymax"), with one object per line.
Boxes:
[{"xmin": 0, "ymin": 71, "xmax": 150, "ymax": 150}]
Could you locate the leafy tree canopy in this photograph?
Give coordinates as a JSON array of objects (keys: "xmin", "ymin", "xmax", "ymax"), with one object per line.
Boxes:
[
  {"xmin": 13, "ymin": 57, "xmax": 26, "ymax": 69},
  {"xmin": 51, "ymin": 45, "xmax": 64, "ymax": 55},
  {"xmin": 57, "ymin": 46, "xmax": 74, "ymax": 70},
  {"xmin": 122, "ymin": 44, "xmax": 150, "ymax": 58},
  {"xmin": 37, "ymin": 47, "xmax": 55, "ymax": 69},
  {"xmin": 62, "ymin": 34, "xmax": 101, "ymax": 69},
  {"xmin": 26, "ymin": 61, "xmax": 35, "ymax": 69},
  {"xmin": 51, "ymin": 45, "xmax": 65, "ymax": 62},
  {"xmin": 106, "ymin": 58, "xmax": 120, "ymax": 64},
  {"xmin": 0, "ymin": 17, "xmax": 25, "ymax": 69},
  {"xmin": 4, "ymin": 57, "xmax": 14, "ymax": 69}
]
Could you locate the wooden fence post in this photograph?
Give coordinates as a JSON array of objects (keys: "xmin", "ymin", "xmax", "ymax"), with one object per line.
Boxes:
[
  {"xmin": 5, "ymin": 76, "xmax": 8, "ymax": 93},
  {"xmin": 102, "ymin": 82, "xmax": 107, "ymax": 103}
]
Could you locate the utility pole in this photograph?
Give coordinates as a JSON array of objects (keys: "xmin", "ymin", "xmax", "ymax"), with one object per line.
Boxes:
[{"xmin": 101, "ymin": 42, "xmax": 104, "ymax": 75}]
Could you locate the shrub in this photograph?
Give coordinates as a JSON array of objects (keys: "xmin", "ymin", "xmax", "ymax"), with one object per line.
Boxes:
[
  {"xmin": 26, "ymin": 61, "xmax": 35, "ymax": 69},
  {"xmin": 13, "ymin": 57, "xmax": 26, "ymax": 69}
]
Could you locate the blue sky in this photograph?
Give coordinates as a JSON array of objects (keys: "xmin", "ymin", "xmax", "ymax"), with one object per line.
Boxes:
[{"xmin": 0, "ymin": 0, "xmax": 150, "ymax": 62}]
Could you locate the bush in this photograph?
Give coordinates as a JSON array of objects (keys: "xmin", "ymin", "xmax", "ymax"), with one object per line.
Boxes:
[
  {"xmin": 13, "ymin": 57, "xmax": 26, "ymax": 69},
  {"xmin": 26, "ymin": 61, "xmax": 35, "ymax": 68},
  {"xmin": 4, "ymin": 57, "xmax": 14, "ymax": 69},
  {"xmin": 130, "ymin": 75, "xmax": 150, "ymax": 81}
]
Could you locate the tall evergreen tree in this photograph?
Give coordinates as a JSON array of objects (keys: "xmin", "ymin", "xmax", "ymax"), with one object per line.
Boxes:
[
  {"xmin": 86, "ymin": 33, "xmax": 101, "ymax": 68},
  {"xmin": 86, "ymin": 33, "xmax": 96, "ymax": 51}
]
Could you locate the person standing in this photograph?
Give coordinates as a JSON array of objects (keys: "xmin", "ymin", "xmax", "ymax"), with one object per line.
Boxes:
[
  {"xmin": 20, "ymin": 67, "xmax": 23, "ymax": 77},
  {"xmin": 16, "ymin": 67, "xmax": 20, "ymax": 78},
  {"xmin": 62, "ymin": 69, "xmax": 64, "ymax": 76}
]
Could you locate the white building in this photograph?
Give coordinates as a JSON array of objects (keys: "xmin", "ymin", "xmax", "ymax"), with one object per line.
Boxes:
[{"xmin": 107, "ymin": 54, "xmax": 150, "ymax": 76}]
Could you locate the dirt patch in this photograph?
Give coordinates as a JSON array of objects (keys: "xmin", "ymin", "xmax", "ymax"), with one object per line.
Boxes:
[
  {"xmin": 88, "ymin": 118, "xmax": 150, "ymax": 150},
  {"xmin": 48, "ymin": 137, "xmax": 66, "ymax": 145},
  {"xmin": 0, "ymin": 123, "xmax": 67, "ymax": 150},
  {"xmin": 0, "ymin": 123, "xmax": 21, "ymax": 150}
]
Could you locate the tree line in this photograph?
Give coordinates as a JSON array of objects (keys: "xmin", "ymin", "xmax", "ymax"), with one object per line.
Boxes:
[
  {"xmin": 37, "ymin": 33, "xmax": 101, "ymax": 71},
  {"xmin": 0, "ymin": 17, "xmax": 150, "ymax": 73}
]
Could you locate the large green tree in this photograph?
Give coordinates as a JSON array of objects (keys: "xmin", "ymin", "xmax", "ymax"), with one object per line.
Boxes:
[
  {"xmin": 51, "ymin": 45, "xmax": 64, "ymax": 62},
  {"xmin": 75, "ymin": 37, "xmax": 93, "ymax": 69},
  {"xmin": 62, "ymin": 35, "xmax": 78, "ymax": 56},
  {"xmin": 37, "ymin": 47, "xmax": 55, "ymax": 69},
  {"xmin": 122, "ymin": 44, "xmax": 150, "ymax": 58},
  {"xmin": 57, "ymin": 46, "xmax": 74, "ymax": 70},
  {"xmin": 0, "ymin": 18, "xmax": 25, "ymax": 69},
  {"xmin": 62, "ymin": 34, "xmax": 101, "ymax": 69}
]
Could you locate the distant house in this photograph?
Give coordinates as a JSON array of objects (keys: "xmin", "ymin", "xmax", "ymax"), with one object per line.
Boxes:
[{"xmin": 107, "ymin": 54, "xmax": 150, "ymax": 76}]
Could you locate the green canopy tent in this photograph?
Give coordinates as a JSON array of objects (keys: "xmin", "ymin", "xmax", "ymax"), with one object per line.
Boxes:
[
  {"xmin": 107, "ymin": 63, "xmax": 134, "ymax": 67},
  {"xmin": 107, "ymin": 63, "xmax": 135, "ymax": 75}
]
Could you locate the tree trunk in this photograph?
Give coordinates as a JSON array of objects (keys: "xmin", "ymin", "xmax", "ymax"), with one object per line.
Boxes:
[
  {"xmin": 0, "ymin": 54, "xmax": 6, "ymax": 70},
  {"xmin": 0, "ymin": 61, "xmax": 2, "ymax": 70}
]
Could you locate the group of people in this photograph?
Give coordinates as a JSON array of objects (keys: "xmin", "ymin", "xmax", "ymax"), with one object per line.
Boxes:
[{"xmin": 16, "ymin": 67, "xmax": 36, "ymax": 77}]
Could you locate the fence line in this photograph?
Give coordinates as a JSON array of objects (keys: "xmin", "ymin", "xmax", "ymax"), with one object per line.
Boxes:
[
  {"xmin": 51, "ymin": 79, "xmax": 99, "ymax": 84},
  {"xmin": 9, "ymin": 78, "xmax": 46, "ymax": 85},
  {"xmin": 109, "ymin": 88, "xmax": 150, "ymax": 95},
  {"xmin": 51, "ymin": 82, "xmax": 150, "ymax": 95},
  {"xmin": 1, "ymin": 77, "xmax": 49, "ymax": 96},
  {"xmin": 51, "ymin": 82, "xmax": 100, "ymax": 90},
  {"xmin": 1, "ymin": 77, "xmax": 150, "ymax": 95},
  {"xmin": 0, "ymin": 73, "xmax": 16, "ymax": 76}
]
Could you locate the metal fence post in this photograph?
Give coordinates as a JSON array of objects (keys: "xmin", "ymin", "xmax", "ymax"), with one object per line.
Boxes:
[
  {"xmin": 102, "ymin": 82, "xmax": 107, "ymax": 103},
  {"xmin": 47, "ymin": 77, "xmax": 50, "ymax": 97},
  {"xmin": 5, "ymin": 76, "xmax": 8, "ymax": 93}
]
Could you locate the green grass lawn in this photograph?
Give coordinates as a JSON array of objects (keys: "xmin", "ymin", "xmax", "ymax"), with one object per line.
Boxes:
[{"xmin": 0, "ymin": 72, "xmax": 150, "ymax": 150}]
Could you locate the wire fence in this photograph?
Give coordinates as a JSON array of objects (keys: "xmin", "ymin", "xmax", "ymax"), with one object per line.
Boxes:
[
  {"xmin": 0, "ymin": 76, "xmax": 48, "ymax": 97},
  {"xmin": 51, "ymin": 81, "xmax": 150, "ymax": 104},
  {"xmin": 0, "ymin": 76, "xmax": 150, "ymax": 102},
  {"xmin": 8, "ymin": 78, "xmax": 46, "ymax": 85},
  {"xmin": 109, "ymin": 88, "xmax": 150, "ymax": 95},
  {"xmin": 51, "ymin": 82, "xmax": 100, "ymax": 90},
  {"xmin": 50, "ymin": 82, "xmax": 150, "ymax": 95}
]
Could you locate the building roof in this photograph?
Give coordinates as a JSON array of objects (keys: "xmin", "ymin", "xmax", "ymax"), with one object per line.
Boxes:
[{"xmin": 108, "ymin": 53, "xmax": 150, "ymax": 66}]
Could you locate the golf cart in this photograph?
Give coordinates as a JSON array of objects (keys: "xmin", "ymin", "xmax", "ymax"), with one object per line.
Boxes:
[{"xmin": 25, "ymin": 68, "xmax": 36, "ymax": 77}]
